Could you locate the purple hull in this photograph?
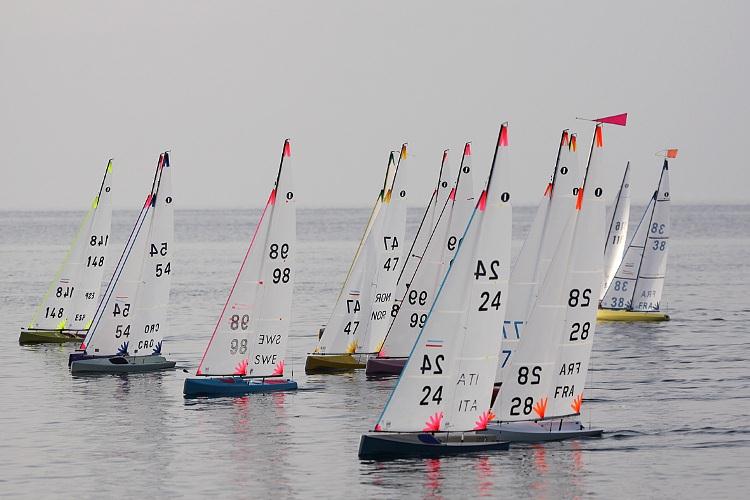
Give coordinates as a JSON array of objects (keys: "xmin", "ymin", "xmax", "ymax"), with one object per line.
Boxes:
[{"xmin": 365, "ymin": 357, "xmax": 407, "ymax": 376}]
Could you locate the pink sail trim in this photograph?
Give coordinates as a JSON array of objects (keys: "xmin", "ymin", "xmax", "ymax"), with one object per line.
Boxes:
[
  {"xmin": 272, "ymin": 360, "xmax": 285, "ymax": 376},
  {"xmin": 79, "ymin": 342, "xmax": 86, "ymax": 350},
  {"xmin": 448, "ymin": 187, "xmax": 456, "ymax": 201},
  {"xmin": 283, "ymin": 140, "xmax": 291, "ymax": 157},
  {"xmin": 144, "ymin": 194, "xmax": 153, "ymax": 208},
  {"xmin": 595, "ymin": 113, "xmax": 627, "ymax": 126},
  {"xmin": 442, "ymin": 150, "xmax": 448, "ymax": 164},
  {"xmin": 478, "ymin": 190, "xmax": 487, "ymax": 211},
  {"xmin": 423, "ymin": 412, "xmax": 443, "ymax": 432},
  {"xmin": 463, "ymin": 142, "xmax": 472, "ymax": 156},
  {"xmin": 374, "ymin": 424, "xmax": 382, "ymax": 432},
  {"xmin": 473, "ymin": 409, "xmax": 496, "ymax": 431},
  {"xmin": 499, "ymin": 124, "xmax": 509, "ymax": 146},
  {"xmin": 234, "ymin": 359, "xmax": 248, "ymax": 375}
]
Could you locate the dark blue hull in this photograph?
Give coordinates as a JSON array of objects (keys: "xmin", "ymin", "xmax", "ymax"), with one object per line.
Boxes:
[
  {"xmin": 183, "ymin": 376, "xmax": 298, "ymax": 398},
  {"xmin": 358, "ymin": 431, "xmax": 510, "ymax": 460}
]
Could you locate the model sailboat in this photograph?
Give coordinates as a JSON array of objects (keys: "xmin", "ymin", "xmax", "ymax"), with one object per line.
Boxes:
[
  {"xmin": 359, "ymin": 124, "xmax": 512, "ymax": 459},
  {"xmin": 495, "ymin": 131, "xmax": 579, "ymax": 390},
  {"xmin": 598, "ymin": 152, "xmax": 674, "ymax": 321},
  {"xmin": 20, "ymin": 160, "xmax": 114, "ymax": 344},
  {"xmin": 601, "ymin": 162, "xmax": 631, "ymax": 298},
  {"xmin": 184, "ymin": 141, "xmax": 297, "ymax": 396},
  {"xmin": 365, "ymin": 143, "xmax": 475, "ymax": 376},
  {"xmin": 488, "ymin": 121, "xmax": 618, "ymax": 442},
  {"xmin": 69, "ymin": 152, "xmax": 175, "ymax": 374},
  {"xmin": 305, "ymin": 145, "xmax": 408, "ymax": 373}
]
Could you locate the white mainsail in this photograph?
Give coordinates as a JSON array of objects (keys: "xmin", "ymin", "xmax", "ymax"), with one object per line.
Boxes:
[
  {"xmin": 374, "ymin": 124, "xmax": 511, "ymax": 433},
  {"xmin": 601, "ymin": 162, "xmax": 631, "ymax": 299},
  {"xmin": 81, "ymin": 153, "xmax": 170, "ymax": 356},
  {"xmin": 198, "ymin": 141, "xmax": 295, "ymax": 376},
  {"xmin": 496, "ymin": 131, "xmax": 579, "ymax": 383},
  {"xmin": 29, "ymin": 160, "xmax": 114, "ymax": 332},
  {"xmin": 494, "ymin": 123, "xmax": 606, "ymax": 422},
  {"xmin": 601, "ymin": 160, "xmax": 670, "ymax": 312},
  {"xmin": 378, "ymin": 143, "xmax": 475, "ymax": 359}
]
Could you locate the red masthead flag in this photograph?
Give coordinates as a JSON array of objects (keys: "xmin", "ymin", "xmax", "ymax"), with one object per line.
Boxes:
[{"xmin": 595, "ymin": 113, "xmax": 628, "ymax": 126}]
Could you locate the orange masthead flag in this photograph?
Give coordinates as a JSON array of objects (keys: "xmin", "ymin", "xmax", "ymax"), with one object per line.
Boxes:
[{"xmin": 657, "ymin": 148, "xmax": 679, "ymax": 158}]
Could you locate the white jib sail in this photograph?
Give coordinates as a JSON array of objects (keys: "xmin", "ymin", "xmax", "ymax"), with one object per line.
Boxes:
[
  {"xmin": 30, "ymin": 161, "xmax": 114, "ymax": 331},
  {"xmin": 629, "ymin": 161, "xmax": 670, "ymax": 312},
  {"xmin": 197, "ymin": 140, "xmax": 295, "ymax": 376},
  {"xmin": 313, "ymin": 152, "xmax": 398, "ymax": 355},
  {"xmin": 374, "ymin": 124, "xmax": 511, "ymax": 433},
  {"xmin": 494, "ymin": 123, "xmax": 606, "ymax": 422},
  {"xmin": 394, "ymin": 150, "xmax": 453, "ymax": 303},
  {"xmin": 496, "ymin": 131, "xmax": 579, "ymax": 383},
  {"xmin": 358, "ymin": 144, "xmax": 409, "ymax": 354},
  {"xmin": 81, "ymin": 155, "xmax": 166, "ymax": 356},
  {"xmin": 378, "ymin": 142, "xmax": 475, "ymax": 359},
  {"xmin": 601, "ymin": 162, "xmax": 631, "ymax": 299}
]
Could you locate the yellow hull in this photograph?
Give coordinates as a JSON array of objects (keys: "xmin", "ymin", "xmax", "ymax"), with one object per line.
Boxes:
[
  {"xmin": 597, "ymin": 309, "xmax": 670, "ymax": 322},
  {"xmin": 305, "ymin": 354, "xmax": 366, "ymax": 374}
]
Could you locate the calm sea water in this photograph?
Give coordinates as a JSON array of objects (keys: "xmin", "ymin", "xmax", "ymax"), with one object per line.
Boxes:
[{"xmin": 1, "ymin": 205, "xmax": 749, "ymax": 499}]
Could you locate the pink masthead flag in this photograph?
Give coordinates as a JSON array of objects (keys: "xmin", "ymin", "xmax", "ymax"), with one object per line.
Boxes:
[{"xmin": 595, "ymin": 113, "xmax": 628, "ymax": 126}]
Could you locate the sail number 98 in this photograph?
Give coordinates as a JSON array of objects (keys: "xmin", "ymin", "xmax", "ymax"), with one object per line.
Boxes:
[{"xmin": 230, "ymin": 314, "xmax": 250, "ymax": 330}]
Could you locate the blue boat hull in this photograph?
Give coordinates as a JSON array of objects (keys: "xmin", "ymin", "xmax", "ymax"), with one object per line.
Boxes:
[
  {"xmin": 358, "ymin": 431, "xmax": 510, "ymax": 460},
  {"xmin": 183, "ymin": 376, "xmax": 298, "ymax": 397}
]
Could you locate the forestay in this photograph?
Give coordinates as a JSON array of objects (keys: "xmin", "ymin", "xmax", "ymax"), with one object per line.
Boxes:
[
  {"xmin": 494, "ymin": 123, "xmax": 606, "ymax": 422},
  {"xmin": 29, "ymin": 161, "xmax": 114, "ymax": 332},
  {"xmin": 602, "ymin": 161, "xmax": 670, "ymax": 311},
  {"xmin": 601, "ymin": 162, "xmax": 631, "ymax": 299},
  {"xmin": 374, "ymin": 124, "xmax": 511, "ymax": 433},
  {"xmin": 81, "ymin": 154, "xmax": 170, "ymax": 356},
  {"xmin": 313, "ymin": 151, "xmax": 399, "ymax": 355},
  {"xmin": 197, "ymin": 141, "xmax": 295, "ymax": 376},
  {"xmin": 497, "ymin": 131, "xmax": 579, "ymax": 383},
  {"xmin": 378, "ymin": 143, "xmax": 475, "ymax": 359}
]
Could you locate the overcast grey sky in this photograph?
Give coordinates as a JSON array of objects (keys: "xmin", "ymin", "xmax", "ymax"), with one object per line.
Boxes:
[{"xmin": 1, "ymin": 1, "xmax": 747, "ymax": 210}]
